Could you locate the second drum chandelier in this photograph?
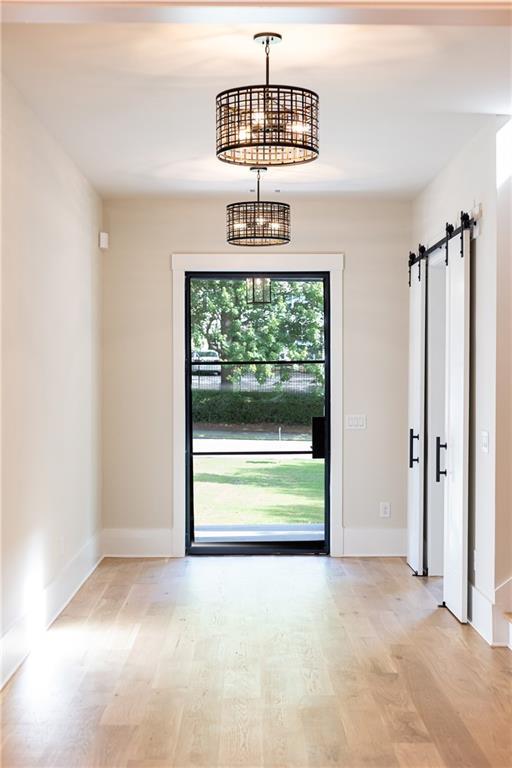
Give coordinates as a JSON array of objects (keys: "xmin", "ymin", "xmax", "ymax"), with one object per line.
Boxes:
[{"xmin": 226, "ymin": 167, "xmax": 290, "ymax": 247}]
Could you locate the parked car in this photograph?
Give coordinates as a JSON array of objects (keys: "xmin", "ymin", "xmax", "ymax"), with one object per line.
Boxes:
[{"xmin": 192, "ymin": 349, "xmax": 221, "ymax": 376}]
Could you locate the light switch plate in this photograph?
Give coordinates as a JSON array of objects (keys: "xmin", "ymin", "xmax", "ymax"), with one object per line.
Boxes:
[
  {"xmin": 99, "ymin": 231, "xmax": 109, "ymax": 250},
  {"xmin": 481, "ymin": 430, "xmax": 489, "ymax": 453},
  {"xmin": 345, "ymin": 414, "xmax": 367, "ymax": 430}
]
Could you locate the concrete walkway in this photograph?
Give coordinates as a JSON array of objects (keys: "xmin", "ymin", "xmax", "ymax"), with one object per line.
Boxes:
[{"xmin": 193, "ymin": 437, "xmax": 311, "ymax": 453}]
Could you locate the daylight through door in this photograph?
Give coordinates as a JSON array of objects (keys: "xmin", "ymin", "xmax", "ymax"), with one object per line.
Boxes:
[{"xmin": 185, "ymin": 273, "xmax": 330, "ymax": 553}]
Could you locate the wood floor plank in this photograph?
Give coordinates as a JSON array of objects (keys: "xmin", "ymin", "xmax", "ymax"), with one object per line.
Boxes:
[
  {"xmin": 392, "ymin": 645, "xmax": 495, "ymax": 768},
  {"xmin": 394, "ymin": 742, "xmax": 447, "ymax": 768},
  {"xmin": 1, "ymin": 556, "xmax": 511, "ymax": 768}
]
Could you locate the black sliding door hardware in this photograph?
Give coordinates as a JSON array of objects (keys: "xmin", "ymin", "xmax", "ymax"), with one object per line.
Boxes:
[
  {"xmin": 435, "ymin": 436, "xmax": 447, "ymax": 482},
  {"xmin": 409, "ymin": 428, "xmax": 420, "ymax": 468}
]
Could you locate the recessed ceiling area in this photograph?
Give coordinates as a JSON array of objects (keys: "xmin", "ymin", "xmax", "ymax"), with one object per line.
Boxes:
[{"xmin": 2, "ymin": 22, "xmax": 510, "ymax": 196}]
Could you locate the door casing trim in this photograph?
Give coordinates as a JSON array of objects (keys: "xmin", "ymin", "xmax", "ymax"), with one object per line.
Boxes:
[{"xmin": 171, "ymin": 252, "xmax": 344, "ymax": 557}]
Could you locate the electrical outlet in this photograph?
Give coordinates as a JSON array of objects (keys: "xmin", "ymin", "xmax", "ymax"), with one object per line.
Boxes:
[{"xmin": 379, "ymin": 502, "xmax": 391, "ymax": 519}]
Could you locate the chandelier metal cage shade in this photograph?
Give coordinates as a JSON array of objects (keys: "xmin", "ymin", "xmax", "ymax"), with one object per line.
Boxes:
[
  {"xmin": 216, "ymin": 33, "xmax": 319, "ymax": 167},
  {"xmin": 227, "ymin": 200, "xmax": 290, "ymax": 246},
  {"xmin": 226, "ymin": 167, "xmax": 290, "ymax": 247}
]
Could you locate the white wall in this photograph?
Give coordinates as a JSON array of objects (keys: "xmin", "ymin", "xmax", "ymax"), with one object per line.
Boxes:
[
  {"xmin": 412, "ymin": 117, "xmax": 511, "ymax": 644},
  {"xmin": 101, "ymin": 195, "xmax": 411, "ymax": 553},
  {"xmin": 1, "ymin": 77, "xmax": 102, "ymax": 685}
]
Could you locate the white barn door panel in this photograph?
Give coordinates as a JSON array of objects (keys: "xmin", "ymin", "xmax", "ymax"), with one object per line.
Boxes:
[
  {"xmin": 426, "ymin": 259, "xmax": 446, "ymax": 577},
  {"xmin": 442, "ymin": 230, "xmax": 471, "ymax": 622},
  {"xmin": 407, "ymin": 259, "xmax": 426, "ymax": 575}
]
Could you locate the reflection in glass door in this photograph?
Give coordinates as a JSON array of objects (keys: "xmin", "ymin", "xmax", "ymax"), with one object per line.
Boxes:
[{"xmin": 185, "ymin": 273, "xmax": 330, "ymax": 554}]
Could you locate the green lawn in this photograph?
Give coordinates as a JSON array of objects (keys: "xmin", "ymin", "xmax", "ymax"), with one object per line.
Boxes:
[{"xmin": 193, "ymin": 456, "xmax": 324, "ymax": 525}]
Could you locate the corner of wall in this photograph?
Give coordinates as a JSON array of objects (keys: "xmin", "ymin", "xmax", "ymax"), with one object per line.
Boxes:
[{"xmin": 1, "ymin": 532, "xmax": 102, "ymax": 689}]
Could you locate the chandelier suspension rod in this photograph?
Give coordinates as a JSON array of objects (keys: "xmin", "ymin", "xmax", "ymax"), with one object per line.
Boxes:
[
  {"xmin": 257, "ymin": 168, "xmax": 261, "ymax": 202},
  {"xmin": 265, "ymin": 39, "xmax": 270, "ymax": 86}
]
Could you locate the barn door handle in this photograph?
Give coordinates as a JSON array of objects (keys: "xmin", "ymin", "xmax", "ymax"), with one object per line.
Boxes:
[
  {"xmin": 409, "ymin": 428, "xmax": 420, "ymax": 468},
  {"xmin": 311, "ymin": 416, "xmax": 326, "ymax": 459},
  {"xmin": 436, "ymin": 436, "xmax": 447, "ymax": 482}
]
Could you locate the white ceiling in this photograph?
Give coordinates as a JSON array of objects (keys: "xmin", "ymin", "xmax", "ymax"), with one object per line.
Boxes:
[{"xmin": 2, "ymin": 22, "xmax": 510, "ymax": 196}]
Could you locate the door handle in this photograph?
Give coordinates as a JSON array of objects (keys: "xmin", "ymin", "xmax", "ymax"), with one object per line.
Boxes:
[
  {"xmin": 409, "ymin": 428, "xmax": 420, "ymax": 468},
  {"xmin": 436, "ymin": 436, "xmax": 447, "ymax": 482},
  {"xmin": 311, "ymin": 416, "xmax": 326, "ymax": 459}
]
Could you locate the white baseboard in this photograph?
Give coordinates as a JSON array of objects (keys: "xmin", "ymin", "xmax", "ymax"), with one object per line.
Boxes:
[
  {"xmin": 494, "ymin": 576, "xmax": 512, "ymax": 648},
  {"xmin": 468, "ymin": 580, "xmax": 512, "ymax": 648},
  {"xmin": 468, "ymin": 583, "xmax": 494, "ymax": 645},
  {"xmin": 1, "ymin": 531, "xmax": 101, "ymax": 689},
  {"xmin": 102, "ymin": 527, "xmax": 175, "ymax": 557},
  {"xmin": 101, "ymin": 526, "xmax": 407, "ymax": 559},
  {"xmin": 342, "ymin": 527, "xmax": 406, "ymax": 557}
]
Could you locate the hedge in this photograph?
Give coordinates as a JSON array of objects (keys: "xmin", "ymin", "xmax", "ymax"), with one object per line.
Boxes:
[{"xmin": 192, "ymin": 390, "xmax": 323, "ymax": 425}]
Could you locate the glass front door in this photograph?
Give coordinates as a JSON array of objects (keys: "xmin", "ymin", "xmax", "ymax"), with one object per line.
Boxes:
[{"xmin": 185, "ymin": 273, "xmax": 330, "ymax": 554}]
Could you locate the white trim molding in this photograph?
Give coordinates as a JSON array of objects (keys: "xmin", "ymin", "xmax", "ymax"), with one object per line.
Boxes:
[
  {"xmin": 171, "ymin": 252, "xmax": 345, "ymax": 273},
  {"xmin": 102, "ymin": 527, "xmax": 174, "ymax": 558},
  {"xmin": 171, "ymin": 252, "xmax": 344, "ymax": 557},
  {"xmin": 1, "ymin": 532, "xmax": 101, "ymax": 689},
  {"xmin": 343, "ymin": 527, "xmax": 407, "ymax": 557},
  {"xmin": 468, "ymin": 577, "xmax": 512, "ymax": 648},
  {"xmin": 4, "ymin": 3, "xmax": 509, "ymax": 28},
  {"xmin": 469, "ymin": 584, "xmax": 495, "ymax": 645},
  {"xmin": 493, "ymin": 576, "xmax": 512, "ymax": 647}
]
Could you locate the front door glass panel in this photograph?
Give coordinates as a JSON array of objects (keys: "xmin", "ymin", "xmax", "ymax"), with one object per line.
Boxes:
[{"xmin": 186, "ymin": 274, "xmax": 329, "ymax": 552}]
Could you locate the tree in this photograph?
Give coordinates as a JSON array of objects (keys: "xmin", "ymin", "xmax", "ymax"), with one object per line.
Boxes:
[{"xmin": 190, "ymin": 278, "xmax": 325, "ymax": 388}]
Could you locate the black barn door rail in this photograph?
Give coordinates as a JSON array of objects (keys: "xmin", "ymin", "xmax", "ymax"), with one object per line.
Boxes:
[{"xmin": 408, "ymin": 211, "xmax": 475, "ymax": 281}]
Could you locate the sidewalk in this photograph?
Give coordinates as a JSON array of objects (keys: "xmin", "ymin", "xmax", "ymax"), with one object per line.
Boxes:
[{"xmin": 193, "ymin": 437, "xmax": 311, "ymax": 453}]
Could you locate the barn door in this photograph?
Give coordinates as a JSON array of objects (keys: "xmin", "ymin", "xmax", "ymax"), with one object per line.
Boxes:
[
  {"xmin": 441, "ymin": 229, "xmax": 471, "ymax": 622},
  {"xmin": 407, "ymin": 259, "xmax": 426, "ymax": 575}
]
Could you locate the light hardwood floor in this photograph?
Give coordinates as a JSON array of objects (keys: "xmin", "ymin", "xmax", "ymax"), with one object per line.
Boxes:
[{"xmin": 2, "ymin": 556, "xmax": 511, "ymax": 768}]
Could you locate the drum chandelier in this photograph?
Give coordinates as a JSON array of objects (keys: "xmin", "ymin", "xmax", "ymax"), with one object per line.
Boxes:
[
  {"xmin": 216, "ymin": 32, "xmax": 319, "ymax": 167},
  {"xmin": 226, "ymin": 167, "xmax": 290, "ymax": 247}
]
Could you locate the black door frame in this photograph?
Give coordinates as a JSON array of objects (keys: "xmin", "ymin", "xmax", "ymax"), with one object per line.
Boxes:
[{"xmin": 185, "ymin": 271, "xmax": 331, "ymax": 556}]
